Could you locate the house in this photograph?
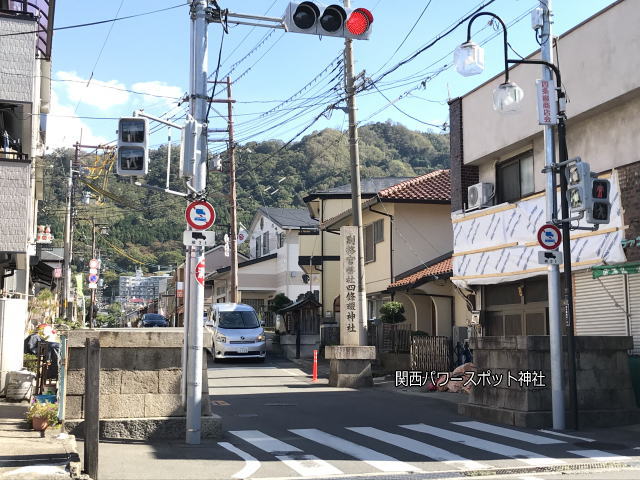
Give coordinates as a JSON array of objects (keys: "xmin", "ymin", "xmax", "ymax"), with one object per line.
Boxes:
[
  {"xmin": 0, "ymin": 1, "xmax": 55, "ymax": 391},
  {"xmin": 207, "ymin": 207, "xmax": 318, "ymax": 323},
  {"xmin": 448, "ymin": 0, "xmax": 639, "ymax": 353},
  {"xmin": 302, "ymin": 171, "xmax": 472, "ymax": 342}
]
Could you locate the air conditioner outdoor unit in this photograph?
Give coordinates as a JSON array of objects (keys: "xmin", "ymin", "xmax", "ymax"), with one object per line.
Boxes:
[{"xmin": 467, "ymin": 182, "xmax": 494, "ymax": 211}]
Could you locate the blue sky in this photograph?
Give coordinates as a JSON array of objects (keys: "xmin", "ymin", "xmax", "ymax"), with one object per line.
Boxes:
[{"xmin": 47, "ymin": 0, "xmax": 616, "ymax": 151}]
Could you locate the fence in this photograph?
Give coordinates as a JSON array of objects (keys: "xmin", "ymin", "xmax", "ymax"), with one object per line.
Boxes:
[
  {"xmin": 410, "ymin": 336, "xmax": 452, "ymax": 373},
  {"xmin": 368, "ymin": 322, "xmax": 412, "ymax": 353}
]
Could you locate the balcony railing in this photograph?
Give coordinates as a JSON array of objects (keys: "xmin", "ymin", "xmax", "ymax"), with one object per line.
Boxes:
[{"xmin": 0, "ymin": 151, "xmax": 29, "ymax": 162}]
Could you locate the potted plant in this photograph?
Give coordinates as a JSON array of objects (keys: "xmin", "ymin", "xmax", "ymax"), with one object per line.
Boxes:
[{"xmin": 26, "ymin": 401, "xmax": 59, "ymax": 431}]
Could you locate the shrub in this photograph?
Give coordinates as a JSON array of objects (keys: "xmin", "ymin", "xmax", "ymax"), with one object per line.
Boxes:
[
  {"xmin": 379, "ymin": 301, "xmax": 405, "ymax": 324},
  {"xmin": 23, "ymin": 354, "xmax": 38, "ymax": 373},
  {"xmin": 26, "ymin": 401, "xmax": 59, "ymax": 427}
]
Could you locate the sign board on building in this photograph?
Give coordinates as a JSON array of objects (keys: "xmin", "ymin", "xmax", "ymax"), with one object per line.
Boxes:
[
  {"xmin": 536, "ymin": 78, "xmax": 558, "ymax": 125},
  {"xmin": 185, "ymin": 200, "xmax": 216, "ymax": 230},
  {"xmin": 176, "ymin": 281, "xmax": 184, "ymax": 298},
  {"xmin": 340, "ymin": 226, "xmax": 362, "ymax": 345}
]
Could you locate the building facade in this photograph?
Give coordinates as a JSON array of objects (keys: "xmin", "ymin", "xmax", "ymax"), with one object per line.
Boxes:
[
  {"xmin": 449, "ymin": 0, "xmax": 640, "ymax": 352},
  {"xmin": 0, "ymin": 1, "xmax": 55, "ymax": 390}
]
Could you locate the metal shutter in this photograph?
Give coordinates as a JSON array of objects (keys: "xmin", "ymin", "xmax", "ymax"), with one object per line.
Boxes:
[
  {"xmin": 574, "ymin": 270, "xmax": 627, "ymax": 337},
  {"xmin": 627, "ymin": 274, "xmax": 640, "ymax": 354}
]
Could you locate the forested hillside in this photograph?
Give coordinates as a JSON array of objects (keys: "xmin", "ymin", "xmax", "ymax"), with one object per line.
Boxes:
[{"xmin": 39, "ymin": 121, "xmax": 449, "ymax": 279}]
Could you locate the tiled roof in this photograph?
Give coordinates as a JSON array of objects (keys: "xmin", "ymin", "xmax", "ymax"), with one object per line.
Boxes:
[
  {"xmin": 259, "ymin": 207, "xmax": 318, "ymax": 228},
  {"xmin": 378, "ymin": 169, "xmax": 451, "ymax": 202},
  {"xmin": 388, "ymin": 255, "xmax": 453, "ymax": 289}
]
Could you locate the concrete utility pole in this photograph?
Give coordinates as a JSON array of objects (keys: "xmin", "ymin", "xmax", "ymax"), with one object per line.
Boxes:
[
  {"xmin": 226, "ymin": 77, "xmax": 239, "ymax": 303},
  {"xmin": 185, "ymin": 0, "xmax": 209, "ymax": 445},
  {"xmin": 62, "ymin": 145, "xmax": 76, "ymax": 321},
  {"xmin": 344, "ymin": 0, "xmax": 367, "ymax": 345},
  {"xmin": 89, "ymin": 218, "xmax": 97, "ymax": 328},
  {"xmin": 539, "ymin": 0, "xmax": 565, "ymax": 430}
]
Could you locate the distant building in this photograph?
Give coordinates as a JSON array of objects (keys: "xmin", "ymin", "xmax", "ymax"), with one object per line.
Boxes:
[{"xmin": 118, "ymin": 271, "xmax": 171, "ymax": 302}]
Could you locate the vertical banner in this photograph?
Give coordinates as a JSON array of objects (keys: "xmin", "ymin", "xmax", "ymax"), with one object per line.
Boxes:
[
  {"xmin": 536, "ymin": 78, "xmax": 558, "ymax": 125},
  {"xmin": 340, "ymin": 226, "xmax": 361, "ymax": 345}
]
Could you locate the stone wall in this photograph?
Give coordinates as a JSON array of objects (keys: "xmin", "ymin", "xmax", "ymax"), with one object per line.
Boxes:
[
  {"xmin": 618, "ymin": 160, "xmax": 640, "ymax": 262},
  {"xmin": 63, "ymin": 329, "xmax": 219, "ymax": 440},
  {"xmin": 459, "ymin": 335, "xmax": 640, "ymax": 428}
]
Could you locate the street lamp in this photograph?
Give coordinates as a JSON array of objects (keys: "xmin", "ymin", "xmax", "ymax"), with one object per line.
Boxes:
[
  {"xmin": 455, "ymin": 10, "xmax": 580, "ymax": 431},
  {"xmin": 454, "ymin": 12, "xmax": 524, "ymax": 113}
]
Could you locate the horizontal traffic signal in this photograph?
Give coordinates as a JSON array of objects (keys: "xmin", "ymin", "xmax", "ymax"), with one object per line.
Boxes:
[
  {"xmin": 117, "ymin": 117, "xmax": 148, "ymax": 176},
  {"xmin": 284, "ymin": 2, "xmax": 373, "ymax": 40}
]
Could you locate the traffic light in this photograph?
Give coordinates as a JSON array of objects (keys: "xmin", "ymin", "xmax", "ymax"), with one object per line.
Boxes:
[
  {"xmin": 565, "ymin": 160, "xmax": 591, "ymax": 213},
  {"xmin": 283, "ymin": 2, "xmax": 374, "ymax": 40},
  {"xmin": 117, "ymin": 117, "xmax": 148, "ymax": 176},
  {"xmin": 586, "ymin": 177, "xmax": 611, "ymax": 224}
]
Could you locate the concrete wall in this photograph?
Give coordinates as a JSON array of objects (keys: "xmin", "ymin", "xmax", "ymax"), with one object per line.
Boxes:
[
  {"xmin": 0, "ymin": 16, "xmax": 35, "ymax": 103},
  {"xmin": 64, "ymin": 330, "xmax": 211, "ymax": 421},
  {"xmin": 460, "ymin": 335, "xmax": 639, "ymax": 428},
  {"xmin": 0, "ymin": 161, "xmax": 31, "ymax": 253}
]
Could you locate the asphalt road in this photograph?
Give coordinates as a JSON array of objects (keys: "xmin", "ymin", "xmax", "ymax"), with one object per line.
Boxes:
[{"xmin": 88, "ymin": 353, "xmax": 640, "ymax": 480}]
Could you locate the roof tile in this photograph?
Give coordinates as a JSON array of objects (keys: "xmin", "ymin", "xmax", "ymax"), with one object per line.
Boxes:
[
  {"xmin": 388, "ymin": 256, "xmax": 452, "ymax": 289},
  {"xmin": 378, "ymin": 169, "xmax": 451, "ymax": 202}
]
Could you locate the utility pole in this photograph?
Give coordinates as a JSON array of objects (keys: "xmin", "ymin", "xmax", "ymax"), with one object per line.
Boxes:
[
  {"xmin": 62, "ymin": 145, "xmax": 76, "ymax": 321},
  {"xmin": 539, "ymin": 0, "xmax": 565, "ymax": 430},
  {"xmin": 344, "ymin": 0, "xmax": 367, "ymax": 345},
  {"xmin": 89, "ymin": 218, "xmax": 96, "ymax": 328},
  {"xmin": 226, "ymin": 77, "xmax": 238, "ymax": 303},
  {"xmin": 184, "ymin": 0, "xmax": 210, "ymax": 445}
]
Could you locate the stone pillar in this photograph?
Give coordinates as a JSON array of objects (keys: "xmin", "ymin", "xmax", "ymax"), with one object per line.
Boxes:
[{"xmin": 324, "ymin": 227, "xmax": 375, "ymax": 388}]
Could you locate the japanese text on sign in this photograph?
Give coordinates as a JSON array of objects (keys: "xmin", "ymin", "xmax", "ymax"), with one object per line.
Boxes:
[
  {"xmin": 340, "ymin": 226, "xmax": 361, "ymax": 344},
  {"xmin": 536, "ymin": 79, "xmax": 558, "ymax": 125}
]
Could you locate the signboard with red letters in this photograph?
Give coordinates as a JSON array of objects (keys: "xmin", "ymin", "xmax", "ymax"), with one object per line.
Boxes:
[{"xmin": 536, "ymin": 78, "xmax": 558, "ymax": 125}]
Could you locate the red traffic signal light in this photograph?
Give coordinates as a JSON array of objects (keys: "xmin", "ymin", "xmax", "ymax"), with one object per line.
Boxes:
[
  {"xmin": 346, "ymin": 8, "xmax": 373, "ymax": 36},
  {"xmin": 284, "ymin": 2, "xmax": 373, "ymax": 39}
]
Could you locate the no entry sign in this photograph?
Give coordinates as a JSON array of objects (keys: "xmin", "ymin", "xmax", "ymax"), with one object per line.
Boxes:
[
  {"xmin": 195, "ymin": 258, "xmax": 206, "ymax": 286},
  {"xmin": 537, "ymin": 223, "xmax": 562, "ymax": 250},
  {"xmin": 185, "ymin": 200, "xmax": 215, "ymax": 230}
]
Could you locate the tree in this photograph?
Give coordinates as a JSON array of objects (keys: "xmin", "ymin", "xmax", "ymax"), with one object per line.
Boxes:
[
  {"xmin": 270, "ymin": 293, "xmax": 293, "ymax": 312},
  {"xmin": 379, "ymin": 301, "xmax": 405, "ymax": 324}
]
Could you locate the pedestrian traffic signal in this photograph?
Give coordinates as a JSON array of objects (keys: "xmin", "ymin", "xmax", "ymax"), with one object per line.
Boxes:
[
  {"xmin": 283, "ymin": 2, "xmax": 373, "ymax": 40},
  {"xmin": 117, "ymin": 117, "xmax": 148, "ymax": 176},
  {"xmin": 586, "ymin": 178, "xmax": 611, "ymax": 224},
  {"xmin": 565, "ymin": 160, "xmax": 591, "ymax": 213}
]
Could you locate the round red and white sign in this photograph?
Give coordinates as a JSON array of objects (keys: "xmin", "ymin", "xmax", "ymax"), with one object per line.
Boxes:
[
  {"xmin": 195, "ymin": 258, "xmax": 206, "ymax": 286},
  {"xmin": 537, "ymin": 223, "xmax": 562, "ymax": 250},
  {"xmin": 185, "ymin": 200, "xmax": 216, "ymax": 230},
  {"xmin": 89, "ymin": 258, "xmax": 99, "ymax": 269}
]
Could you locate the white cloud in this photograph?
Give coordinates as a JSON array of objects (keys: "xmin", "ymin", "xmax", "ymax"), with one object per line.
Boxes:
[
  {"xmin": 45, "ymin": 89, "xmax": 109, "ymax": 150},
  {"xmin": 56, "ymin": 71, "xmax": 130, "ymax": 110},
  {"xmin": 131, "ymin": 81, "xmax": 184, "ymax": 110}
]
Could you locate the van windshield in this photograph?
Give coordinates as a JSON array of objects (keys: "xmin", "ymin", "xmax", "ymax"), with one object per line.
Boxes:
[{"xmin": 218, "ymin": 310, "xmax": 260, "ymax": 329}]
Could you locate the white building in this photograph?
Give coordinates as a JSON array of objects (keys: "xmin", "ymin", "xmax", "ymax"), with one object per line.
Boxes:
[
  {"xmin": 118, "ymin": 271, "xmax": 171, "ymax": 302},
  {"xmin": 208, "ymin": 207, "xmax": 319, "ymax": 321}
]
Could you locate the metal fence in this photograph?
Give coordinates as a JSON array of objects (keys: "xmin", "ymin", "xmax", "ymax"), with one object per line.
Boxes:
[
  {"xmin": 368, "ymin": 322, "xmax": 412, "ymax": 353},
  {"xmin": 410, "ymin": 336, "xmax": 452, "ymax": 373}
]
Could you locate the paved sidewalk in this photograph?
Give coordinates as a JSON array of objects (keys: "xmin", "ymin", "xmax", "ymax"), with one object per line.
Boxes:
[{"xmin": 0, "ymin": 401, "xmax": 82, "ymax": 480}]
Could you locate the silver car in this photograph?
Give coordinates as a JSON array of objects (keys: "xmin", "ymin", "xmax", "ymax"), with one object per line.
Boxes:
[{"xmin": 209, "ymin": 303, "xmax": 266, "ymax": 362}]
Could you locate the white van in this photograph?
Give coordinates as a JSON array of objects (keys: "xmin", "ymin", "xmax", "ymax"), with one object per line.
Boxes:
[{"xmin": 208, "ymin": 303, "xmax": 266, "ymax": 362}]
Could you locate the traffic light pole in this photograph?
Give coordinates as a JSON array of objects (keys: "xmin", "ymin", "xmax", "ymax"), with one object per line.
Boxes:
[
  {"xmin": 184, "ymin": 0, "xmax": 210, "ymax": 446},
  {"xmin": 539, "ymin": 0, "xmax": 566, "ymax": 431},
  {"xmin": 344, "ymin": 0, "xmax": 367, "ymax": 346}
]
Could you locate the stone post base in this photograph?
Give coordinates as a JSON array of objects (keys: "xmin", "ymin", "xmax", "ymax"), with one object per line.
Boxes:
[{"xmin": 325, "ymin": 345, "xmax": 376, "ymax": 388}]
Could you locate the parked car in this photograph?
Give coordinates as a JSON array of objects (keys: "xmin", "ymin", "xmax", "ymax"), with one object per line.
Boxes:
[
  {"xmin": 208, "ymin": 303, "xmax": 266, "ymax": 362},
  {"xmin": 141, "ymin": 313, "xmax": 169, "ymax": 327}
]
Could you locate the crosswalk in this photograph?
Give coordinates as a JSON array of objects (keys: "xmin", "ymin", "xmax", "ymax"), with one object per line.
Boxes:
[{"xmin": 222, "ymin": 420, "xmax": 637, "ymax": 478}]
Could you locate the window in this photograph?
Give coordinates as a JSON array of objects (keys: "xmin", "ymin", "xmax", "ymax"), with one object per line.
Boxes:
[
  {"xmin": 496, "ymin": 151, "xmax": 534, "ymax": 203},
  {"xmin": 364, "ymin": 219, "xmax": 384, "ymax": 263},
  {"xmin": 255, "ymin": 236, "xmax": 262, "ymax": 258},
  {"xmin": 277, "ymin": 232, "xmax": 286, "ymax": 248},
  {"xmin": 262, "ymin": 232, "xmax": 269, "ymax": 255}
]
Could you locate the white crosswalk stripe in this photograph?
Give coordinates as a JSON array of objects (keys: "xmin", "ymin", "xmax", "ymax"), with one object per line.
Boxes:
[
  {"xmin": 453, "ymin": 421, "xmax": 566, "ymax": 444},
  {"xmin": 401, "ymin": 423, "xmax": 565, "ymax": 467},
  {"xmin": 568, "ymin": 450, "xmax": 632, "ymax": 462},
  {"xmin": 229, "ymin": 430, "xmax": 343, "ymax": 477},
  {"xmin": 290, "ymin": 428, "xmax": 422, "ymax": 473},
  {"xmin": 348, "ymin": 426, "xmax": 490, "ymax": 471}
]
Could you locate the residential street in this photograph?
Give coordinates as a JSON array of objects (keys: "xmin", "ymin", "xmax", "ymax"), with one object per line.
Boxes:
[{"xmin": 86, "ymin": 353, "xmax": 640, "ymax": 480}]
